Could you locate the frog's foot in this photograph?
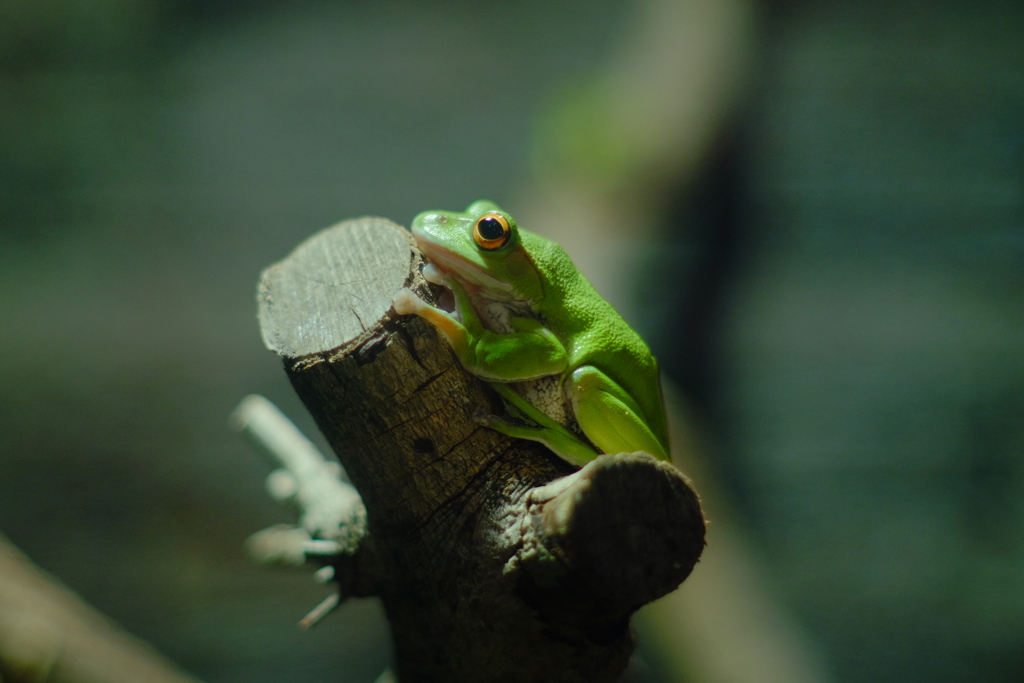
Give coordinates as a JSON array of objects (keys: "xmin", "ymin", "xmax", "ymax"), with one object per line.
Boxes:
[
  {"xmin": 422, "ymin": 261, "xmax": 446, "ymax": 285},
  {"xmin": 484, "ymin": 414, "xmax": 599, "ymax": 467},
  {"xmin": 471, "ymin": 405, "xmax": 500, "ymax": 428},
  {"xmin": 393, "ymin": 287, "xmax": 425, "ymax": 316},
  {"xmin": 483, "ymin": 383, "xmax": 600, "ymax": 467},
  {"xmin": 472, "ymin": 405, "xmax": 533, "ymax": 431}
]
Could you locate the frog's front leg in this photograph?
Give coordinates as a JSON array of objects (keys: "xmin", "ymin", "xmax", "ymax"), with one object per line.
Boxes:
[
  {"xmin": 393, "ymin": 284, "xmax": 567, "ymax": 382},
  {"xmin": 568, "ymin": 366, "xmax": 670, "ymax": 460},
  {"xmin": 393, "ymin": 287, "xmax": 470, "ymax": 352}
]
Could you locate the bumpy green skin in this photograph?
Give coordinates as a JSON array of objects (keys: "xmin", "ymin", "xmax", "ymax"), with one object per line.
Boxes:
[{"xmin": 400, "ymin": 200, "xmax": 669, "ymax": 466}]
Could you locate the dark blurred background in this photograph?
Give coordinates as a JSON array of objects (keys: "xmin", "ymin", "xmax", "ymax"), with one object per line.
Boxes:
[{"xmin": 2, "ymin": 1, "xmax": 1022, "ymax": 682}]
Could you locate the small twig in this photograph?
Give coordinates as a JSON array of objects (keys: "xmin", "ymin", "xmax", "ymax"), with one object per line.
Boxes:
[
  {"xmin": 232, "ymin": 395, "xmax": 372, "ymax": 630},
  {"xmin": 230, "ymin": 394, "xmax": 367, "ymax": 554},
  {"xmin": 298, "ymin": 592, "xmax": 341, "ymax": 630},
  {"xmin": 244, "ymin": 524, "xmax": 311, "ymax": 566}
]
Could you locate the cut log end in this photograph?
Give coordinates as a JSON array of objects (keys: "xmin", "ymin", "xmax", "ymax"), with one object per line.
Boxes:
[
  {"xmin": 257, "ymin": 216, "xmax": 416, "ymax": 358},
  {"xmin": 526, "ymin": 452, "xmax": 705, "ymax": 604}
]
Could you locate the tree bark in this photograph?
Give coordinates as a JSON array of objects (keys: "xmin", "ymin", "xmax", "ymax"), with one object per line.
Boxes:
[{"xmin": 256, "ymin": 217, "xmax": 705, "ymax": 683}]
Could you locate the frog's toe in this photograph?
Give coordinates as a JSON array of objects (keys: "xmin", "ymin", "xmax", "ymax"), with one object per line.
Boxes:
[
  {"xmin": 470, "ymin": 406, "xmax": 496, "ymax": 426},
  {"xmin": 422, "ymin": 262, "xmax": 446, "ymax": 285},
  {"xmin": 392, "ymin": 288, "xmax": 423, "ymax": 315}
]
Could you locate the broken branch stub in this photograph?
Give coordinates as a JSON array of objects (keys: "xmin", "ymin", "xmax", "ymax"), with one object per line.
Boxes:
[{"xmin": 255, "ymin": 216, "xmax": 706, "ymax": 682}]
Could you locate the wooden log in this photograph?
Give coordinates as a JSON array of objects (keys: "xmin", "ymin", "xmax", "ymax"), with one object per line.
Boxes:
[{"xmin": 256, "ymin": 216, "xmax": 705, "ymax": 683}]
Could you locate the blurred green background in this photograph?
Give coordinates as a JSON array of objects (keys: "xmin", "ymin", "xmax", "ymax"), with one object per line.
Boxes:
[{"xmin": 2, "ymin": 1, "xmax": 1023, "ymax": 681}]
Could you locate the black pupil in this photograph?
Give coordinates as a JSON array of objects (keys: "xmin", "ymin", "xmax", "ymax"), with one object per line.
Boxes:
[{"xmin": 478, "ymin": 217, "xmax": 505, "ymax": 241}]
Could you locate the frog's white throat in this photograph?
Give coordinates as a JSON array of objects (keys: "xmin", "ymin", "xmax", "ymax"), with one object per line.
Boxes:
[{"xmin": 416, "ymin": 243, "xmax": 533, "ymax": 334}]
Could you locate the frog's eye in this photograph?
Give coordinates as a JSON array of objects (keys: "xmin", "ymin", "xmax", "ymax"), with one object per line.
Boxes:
[{"xmin": 473, "ymin": 213, "xmax": 512, "ymax": 251}]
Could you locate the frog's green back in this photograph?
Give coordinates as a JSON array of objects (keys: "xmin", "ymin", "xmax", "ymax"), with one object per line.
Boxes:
[{"xmin": 520, "ymin": 229, "xmax": 670, "ymax": 454}]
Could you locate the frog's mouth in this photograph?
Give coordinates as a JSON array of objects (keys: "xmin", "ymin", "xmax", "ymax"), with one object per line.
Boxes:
[
  {"xmin": 414, "ymin": 234, "xmax": 533, "ymax": 332},
  {"xmin": 413, "ymin": 238, "xmax": 513, "ymax": 295}
]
